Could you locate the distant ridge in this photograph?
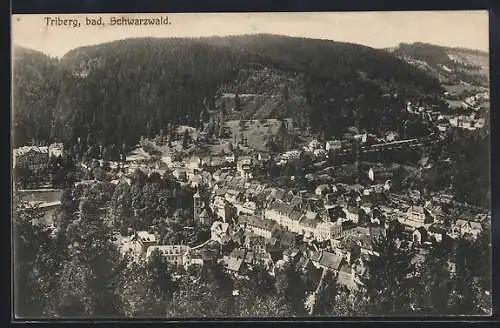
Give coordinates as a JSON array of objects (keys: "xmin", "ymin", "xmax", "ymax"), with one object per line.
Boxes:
[{"xmin": 13, "ymin": 34, "xmax": 444, "ymax": 148}]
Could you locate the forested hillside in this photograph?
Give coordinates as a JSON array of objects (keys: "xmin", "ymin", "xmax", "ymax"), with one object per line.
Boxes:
[
  {"xmin": 389, "ymin": 42, "xmax": 489, "ymax": 87},
  {"xmin": 12, "ymin": 46, "xmax": 61, "ymax": 146},
  {"xmin": 13, "ymin": 35, "xmax": 446, "ymax": 149}
]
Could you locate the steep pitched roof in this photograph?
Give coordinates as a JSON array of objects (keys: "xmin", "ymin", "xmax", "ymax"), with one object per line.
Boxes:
[
  {"xmin": 274, "ymin": 189, "xmax": 286, "ymax": 200},
  {"xmin": 339, "ymin": 263, "xmax": 352, "ymax": 274},
  {"xmin": 136, "ymin": 231, "xmax": 156, "ymax": 243},
  {"xmin": 211, "ymin": 221, "xmax": 229, "ymax": 233},
  {"xmin": 319, "ymin": 251, "xmax": 343, "ymax": 270},
  {"xmin": 240, "ymin": 215, "xmax": 276, "ymax": 232},
  {"xmin": 215, "ymin": 187, "xmax": 227, "ymax": 197},
  {"xmin": 398, "ymin": 216, "xmax": 425, "ymax": 229},
  {"xmin": 230, "ymin": 247, "xmax": 247, "ymax": 259},
  {"xmin": 291, "ymin": 195, "xmax": 304, "ymax": 206},
  {"xmin": 268, "ymin": 201, "xmax": 297, "ymax": 216},
  {"xmin": 407, "ymin": 205, "xmax": 425, "ymax": 214},
  {"xmin": 455, "ymin": 219, "xmax": 482, "ymax": 230},
  {"xmin": 223, "ymin": 256, "xmax": 244, "ymax": 272},
  {"xmin": 340, "ymin": 235, "xmax": 361, "ymax": 252},
  {"xmin": 283, "ymin": 248, "xmax": 300, "ymax": 259},
  {"xmin": 289, "ymin": 209, "xmax": 303, "ymax": 221},
  {"xmin": 300, "ymin": 217, "xmax": 320, "ymax": 228},
  {"xmin": 14, "ymin": 146, "xmax": 49, "ymax": 156}
]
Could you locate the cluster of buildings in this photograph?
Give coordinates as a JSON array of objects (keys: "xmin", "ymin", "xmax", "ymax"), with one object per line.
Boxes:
[
  {"xmin": 118, "ymin": 230, "xmax": 205, "ymax": 269},
  {"xmin": 445, "ymin": 114, "xmax": 487, "ymax": 131},
  {"xmin": 463, "ymin": 91, "xmax": 489, "ymax": 109},
  {"xmin": 184, "ymin": 161, "xmax": 485, "ymax": 291},
  {"xmin": 101, "ymin": 107, "xmax": 489, "ymax": 294},
  {"xmin": 405, "ymin": 99, "xmax": 488, "ymax": 133},
  {"xmin": 110, "ymin": 115, "xmax": 487, "ymax": 284}
]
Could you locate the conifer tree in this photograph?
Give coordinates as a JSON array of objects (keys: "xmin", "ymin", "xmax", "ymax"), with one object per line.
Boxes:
[{"xmin": 364, "ymin": 231, "xmax": 417, "ymax": 314}]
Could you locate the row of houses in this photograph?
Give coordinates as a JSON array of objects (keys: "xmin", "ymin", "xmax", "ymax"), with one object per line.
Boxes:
[
  {"xmin": 208, "ymin": 223, "xmax": 369, "ymax": 292},
  {"xmin": 303, "ymin": 133, "xmax": 399, "ymax": 155},
  {"xmin": 207, "ymin": 173, "xmax": 484, "ymax": 248},
  {"xmin": 264, "ymin": 201, "xmax": 343, "ymax": 241}
]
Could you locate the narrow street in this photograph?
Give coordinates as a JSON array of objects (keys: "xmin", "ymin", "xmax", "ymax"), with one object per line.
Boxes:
[
  {"xmin": 191, "ymin": 238, "xmax": 212, "ymax": 250},
  {"xmin": 307, "ymin": 267, "xmax": 330, "ymax": 315}
]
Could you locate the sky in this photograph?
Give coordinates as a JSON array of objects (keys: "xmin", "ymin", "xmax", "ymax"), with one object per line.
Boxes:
[{"xmin": 11, "ymin": 11, "xmax": 489, "ymax": 58}]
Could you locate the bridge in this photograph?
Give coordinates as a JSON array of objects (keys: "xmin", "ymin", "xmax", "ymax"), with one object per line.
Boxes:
[
  {"xmin": 336, "ymin": 134, "xmax": 438, "ymax": 156},
  {"xmin": 361, "ymin": 134, "xmax": 436, "ymax": 153}
]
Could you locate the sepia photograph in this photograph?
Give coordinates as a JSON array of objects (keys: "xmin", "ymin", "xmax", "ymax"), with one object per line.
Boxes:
[{"xmin": 11, "ymin": 11, "xmax": 491, "ymax": 319}]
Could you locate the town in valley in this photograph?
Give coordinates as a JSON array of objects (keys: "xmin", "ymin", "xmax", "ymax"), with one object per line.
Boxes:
[{"xmin": 12, "ymin": 17, "xmax": 491, "ymax": 318}]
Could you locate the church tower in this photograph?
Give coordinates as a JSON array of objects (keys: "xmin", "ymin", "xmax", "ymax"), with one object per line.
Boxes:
[{"xmin": 193, "ymin": 190, "xmax": 202, "ymax": 223}]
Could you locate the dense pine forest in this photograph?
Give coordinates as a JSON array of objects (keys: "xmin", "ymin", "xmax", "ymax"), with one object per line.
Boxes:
[
  {"xmin": 13, "ymin": 35, "xmax": 445, "ymax": 149},
  {"xmin": 390, "ymin": 42, "xmax": 489, "ymax": 87}
]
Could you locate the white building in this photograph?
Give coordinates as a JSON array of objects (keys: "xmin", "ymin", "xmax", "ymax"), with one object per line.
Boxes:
[
  {"xmin": 211, "ymin": 221, "xmax": 231, "ymax": 244},
  {"xmin": 173, "ymin": 168, "xmax": 188, "ymax": 181},
  {"xmin": 13, "ymin": 146, "xmax": 49, "ymax": 170},
  {"xmin": 315, "ymin": 184, "xmax": 331, "ymax": 196},
  {"xmin": 146, "ymin": 245, "xmax": 191, "ymax": 266},
  {"xmin": 186, "ymin": 156, "xmax": 202, "ymax": 172},
  {"xmin": 281, "ymin": 150, "xmax": 301, "ymax": 162},
  {"xmin": 316, "ymin": 221, "xmax": 342, "ymax": 240},
  {"xmin": 307, "ymin": 139, "xmax": 322, "ymax": 151},
  {"xmin": 48, "ymin": 143, "xmax": 64, "ymax": 158},
  {"xmin": 325, "ymin": 140, "xmax": 342, "ymax": 152},
  {"xmin": 239, "ymin": 215, "xmax": 275, "ymax": 239},
  {"xmin": 265, "ymin": 201, "xmax": 302, "ymax": 232},
  {"xmin": 405, "ymin": 205, "xmax": 426, "ymax": 223},
  {"xmin": 235, "ymin": 201, "xmax": 258, "ymax": 216},
  {"xmin": 237, "ymin": 156, "xmax": 253, "ymax": 178}
]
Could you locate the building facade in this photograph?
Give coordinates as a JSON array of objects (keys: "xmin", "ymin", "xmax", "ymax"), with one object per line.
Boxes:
[
  {"xmin": 14, "ymin": 146, "xmax": 49, "ymax": 170},
  {"xmin": 146, "ymin": 245, "xmax": 191, "ymax": 266}
]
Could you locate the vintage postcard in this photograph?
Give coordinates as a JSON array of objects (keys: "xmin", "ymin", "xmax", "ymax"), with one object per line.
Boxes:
[{"xmin": 11, "ymin": 11, "xmax": 491, "ymax": 319}]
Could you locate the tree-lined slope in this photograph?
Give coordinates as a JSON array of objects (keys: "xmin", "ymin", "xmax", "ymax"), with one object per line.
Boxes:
[{"xmin": 13, "ymin": 35, "xmax": 445, "ymax": 148}]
